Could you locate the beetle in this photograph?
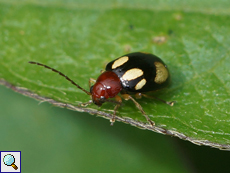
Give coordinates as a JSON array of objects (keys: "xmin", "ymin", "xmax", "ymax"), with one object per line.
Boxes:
[{"xmin": 29, "ymin": 52, "xmax": 174, "ymax": 126}]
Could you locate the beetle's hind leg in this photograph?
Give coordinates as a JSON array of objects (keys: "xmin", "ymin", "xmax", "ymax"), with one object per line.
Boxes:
[
  {"xmin": 140, "ymin": 93, "xmax": 175, "ymax": 106},
  {"xmin": 121, "ymin": 94, "xmax": 155, "ymax": 126}
]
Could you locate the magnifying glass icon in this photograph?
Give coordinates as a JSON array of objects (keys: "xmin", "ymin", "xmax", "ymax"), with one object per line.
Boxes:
[{"xmin": 3, "ymin": 154, "xmax": 18, "ymax": 170}]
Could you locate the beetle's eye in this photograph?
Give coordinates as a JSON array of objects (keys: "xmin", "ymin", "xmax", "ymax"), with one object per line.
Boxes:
[
  {"xmin": 100, "ymin": 96, "xmax": 106, "ymax": 102},
  {"xmin": 92, "ymin": 97, "xmax": 105, "ymax": 106}
]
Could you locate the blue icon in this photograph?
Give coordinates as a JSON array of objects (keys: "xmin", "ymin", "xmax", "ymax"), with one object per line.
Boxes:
[{"xmin": 3, "ymin": 154, "xmax": 18, "ymax": 170}]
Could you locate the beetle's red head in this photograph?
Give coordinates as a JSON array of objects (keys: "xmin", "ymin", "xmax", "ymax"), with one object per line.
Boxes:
[
  {"xmin": 90, "ymin": 71, "xmax": 122, "ymax": 106},
  {"xmin": 90, "ymin": 82, "xmax": 108, "ymax": 106}
]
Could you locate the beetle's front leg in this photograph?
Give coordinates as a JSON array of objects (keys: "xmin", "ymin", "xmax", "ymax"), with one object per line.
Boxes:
[{"xmin": 110, "ymin": 95, "xmax": 122, "ymax": 126}]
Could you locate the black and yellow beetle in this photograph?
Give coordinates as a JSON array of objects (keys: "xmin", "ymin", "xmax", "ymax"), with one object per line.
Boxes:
[{"xmin": 29, "ymin": 52, "xmax": 174, "ymax": 126}]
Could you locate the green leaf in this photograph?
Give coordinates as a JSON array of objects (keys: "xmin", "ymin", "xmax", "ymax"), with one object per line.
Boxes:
[{"xmin": 1, "ymin": 0, "xmax": 230, "ymax": 149}]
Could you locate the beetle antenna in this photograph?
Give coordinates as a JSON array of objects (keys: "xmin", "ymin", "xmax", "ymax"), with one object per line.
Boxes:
[{"xmin": 28, "ymin": 61, "xmax": 91, "ymax": 95}]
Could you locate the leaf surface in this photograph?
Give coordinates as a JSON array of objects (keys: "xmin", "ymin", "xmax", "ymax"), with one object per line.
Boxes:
[{"xmin": 1, "ymin": 0, "xmax": 230, "ymax": 149}]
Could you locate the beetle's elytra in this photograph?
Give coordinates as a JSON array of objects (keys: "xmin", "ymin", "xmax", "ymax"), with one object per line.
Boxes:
[{"xmin": 29, "ymin": 52, "xmax": 174, "ymax": 126}]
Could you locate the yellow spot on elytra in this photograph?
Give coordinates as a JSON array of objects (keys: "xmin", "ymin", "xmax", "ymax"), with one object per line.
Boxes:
[
  {"xmin": 122, "ymin": 68, "xmax": 143, "ymax": 81},
  {"xmin": 135, "ymin": 78, "xmax": 146, "ymax": 90},
  {"xmin": 112, "ymin": 56, "xmax": 129, "ymax": 69},
  {"xmin": 154, "ymin": 62, "xmax": 169, "ymax": 84}
]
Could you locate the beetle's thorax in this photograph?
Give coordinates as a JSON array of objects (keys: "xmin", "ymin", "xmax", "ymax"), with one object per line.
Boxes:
[{"xmin": 91, "ymin": 71, "xmax": 122, "ymax": 106}]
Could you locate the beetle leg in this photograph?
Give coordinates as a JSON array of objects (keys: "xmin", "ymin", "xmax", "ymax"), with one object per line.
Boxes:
[
  {"xmin": 110, "ymin": 95, "xmax": 122, "ymax": 126},
  {"xmin": 121, "ymin": 94, "xmax": 155, "ymax": 126},
  {"xmin": 78, "ymin": 100, "xmax": 93, "ymax": 107},
  {"xmin": 134, "ymin": 93, "xmax": 142, "ymax": 99},
  {"xmin": 89, "ymin": 78, "xmax": 96, "ymax": 88},
  {"xmin": 142, "ymin": 94, "xmax": 175, "ymax": 106}
]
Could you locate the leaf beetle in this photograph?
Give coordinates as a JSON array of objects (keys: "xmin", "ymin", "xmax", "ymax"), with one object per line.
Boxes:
[{"xmin": 29, "ymin": 52, "xmax": 174, "ymax": 126}]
